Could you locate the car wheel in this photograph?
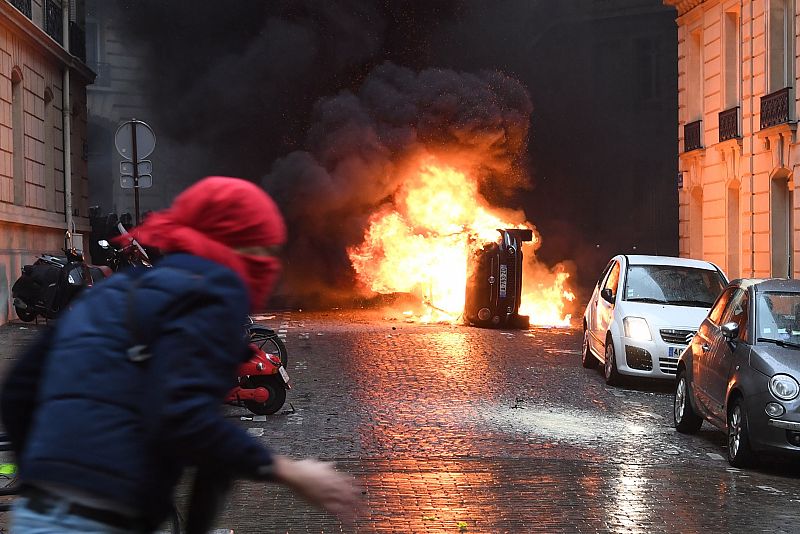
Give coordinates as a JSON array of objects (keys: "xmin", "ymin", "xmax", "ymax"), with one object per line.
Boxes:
[
  {"xmin": 604, "ymin": 337, "xmax": 621, "ymax": 386},
  {"xmin": 674, "ymin": 370, "xmax": 703, "ymax": 434},
  {"xmin": 727, "ymin": 397, "xmax": 756, "ymax": 468},
  {"xmin": 581, "ymin": 327, "xmax": 598, "ymax": 369}
]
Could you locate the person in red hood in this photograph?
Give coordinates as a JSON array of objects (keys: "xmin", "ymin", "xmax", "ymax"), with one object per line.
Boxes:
[{"xmin": 2, "ymin": 177, "xmax": 360, "ymax": 533}]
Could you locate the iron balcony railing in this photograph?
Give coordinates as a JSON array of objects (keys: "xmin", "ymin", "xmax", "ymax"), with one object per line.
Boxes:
[
  {"xmin": 718, "ymin": 106, "xmax": 740, "ymax": 142},
  {"xmin": 7, "ymin": 0, "xmax": 31, "ymax": 18},
  {"xmin": 760, "ymin": 87, "xmax": 792, "ymax": 129},
  {"xmin": 69, "ymin": 21, "xmax": 85, "ymax": 62},
  {"xmin": 44, "ymin": 0, "xmax": 62, "ymax": 44},
  {"xmin": 684, "ymin": 120, "xmax": 702, "ymax": 152}
]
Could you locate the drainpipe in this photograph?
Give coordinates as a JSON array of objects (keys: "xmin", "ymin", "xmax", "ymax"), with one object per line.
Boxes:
[{"xmin": 62, "ymin": 0, "xmax": 73, "ymax": 242}]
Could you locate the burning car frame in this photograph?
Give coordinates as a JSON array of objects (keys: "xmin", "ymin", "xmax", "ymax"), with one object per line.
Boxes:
[{"xmin": 464, "ymin": 228, "xmax": 533, "ymax": 329}]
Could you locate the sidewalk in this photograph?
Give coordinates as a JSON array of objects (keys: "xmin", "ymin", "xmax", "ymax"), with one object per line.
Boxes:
[{"xmin": 0, "ymin": 322, "xmax": 46, "ymax": 377}]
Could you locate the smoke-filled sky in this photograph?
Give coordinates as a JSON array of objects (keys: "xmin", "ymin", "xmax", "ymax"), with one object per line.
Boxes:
[{"xmin": 109, "ymin": 0, "xmax": 678, "ymax": 302}]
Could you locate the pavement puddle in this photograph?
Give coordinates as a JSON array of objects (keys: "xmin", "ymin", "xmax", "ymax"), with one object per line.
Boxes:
[{"xmin": 483, "ymin": 403, "xmax": 653, "ymax": 445}]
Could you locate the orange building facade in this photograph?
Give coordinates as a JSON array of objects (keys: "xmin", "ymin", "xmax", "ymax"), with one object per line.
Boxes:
[
  {"xmin": 665, "ymin": 0, "xmax": 800, "ymax": 280},
  {"xmin": 0, "ymin": 0, "xmax": 92, "ymax": 323}
]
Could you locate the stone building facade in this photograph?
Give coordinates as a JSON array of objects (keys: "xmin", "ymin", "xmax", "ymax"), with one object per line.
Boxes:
[
  {"xmin": 86, "ymin": 0, "xmax": 189, "ymax": 225},
  {"xmin": 0, "ymin": 0, "xmax": 92, "ymax": 323},
  {"xmin": 665, "ymin": 0, "xmax": 800, "ymax": 279}
]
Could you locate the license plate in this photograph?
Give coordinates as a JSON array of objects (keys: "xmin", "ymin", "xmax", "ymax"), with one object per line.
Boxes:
[
  {"xmin": 278, "ymin": 366, "xmax": 290, "ymax": 384},
  {"xmin": 668, "ymin": 346, "xmax": 686, "ymax": 358},
  {"xmin": 499, "ymin": 264, "xmax": 508, "ymax": 297}
]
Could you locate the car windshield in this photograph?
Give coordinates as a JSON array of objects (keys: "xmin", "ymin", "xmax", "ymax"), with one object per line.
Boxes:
[
  {"xmin": 624, "ymin": 264, "xmax": 725, "ymax": 306},
  {"xmin": 756, "ymin": 292, "xmax": 800, "ymax": 343}
]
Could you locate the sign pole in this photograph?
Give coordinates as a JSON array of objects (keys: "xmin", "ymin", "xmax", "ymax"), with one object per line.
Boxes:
[
  {"xmin": 130, "ymin": 120, "xmax": 140, "ymax": 226},
  {"xmin": 115, "ymin": 119, "xmax": 155, "ymax": 217}
]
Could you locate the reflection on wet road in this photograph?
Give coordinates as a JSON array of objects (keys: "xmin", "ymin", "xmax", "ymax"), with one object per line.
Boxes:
[{"xmin": 219, "ymin": 311, "xmax": 800, "ymax": 533}]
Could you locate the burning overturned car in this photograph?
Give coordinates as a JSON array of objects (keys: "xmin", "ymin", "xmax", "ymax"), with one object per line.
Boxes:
[
  {"xmin": 347, "ymin": 160, "xmax": 574, "ymax": 329},
  {"xmin": 464, "ymin": 229, "xmax": 533, "ymax": 329}
]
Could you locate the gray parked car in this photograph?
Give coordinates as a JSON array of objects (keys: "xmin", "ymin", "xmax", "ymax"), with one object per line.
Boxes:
[{"xmin": 674, "ymin": 278, "xmax": 800, "ymax": 467}]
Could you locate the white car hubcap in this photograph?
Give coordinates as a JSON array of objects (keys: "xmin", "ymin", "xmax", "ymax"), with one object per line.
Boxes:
[
  {"xmin": 675, "ymin": 379, "xmax": 686, "ymax": 422},
  {"xmin": 605, "ymin": 344, "xmax": 613, "ymax": 378},
  {"xmin": 729, "ymin": 406, "xmax": 742, "ymax": 458}
]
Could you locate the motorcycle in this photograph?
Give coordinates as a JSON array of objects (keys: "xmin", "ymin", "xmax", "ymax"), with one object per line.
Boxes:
[
  {"xmin": 12, "ymin": 232, "xmax": 111, "ymax": 322},
  {"xmin": 98, "ymin": 222, "xmax": 153, "ymax": 271}
]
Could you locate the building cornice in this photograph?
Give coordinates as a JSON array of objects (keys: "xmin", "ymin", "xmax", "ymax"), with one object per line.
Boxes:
[
  {"xmin": 0, "ymin": 2, "xmax": 95, "ymax": 83},
  {"xmin": 663, "ymin": 0, "xmax": 704, "ymax": 17}
]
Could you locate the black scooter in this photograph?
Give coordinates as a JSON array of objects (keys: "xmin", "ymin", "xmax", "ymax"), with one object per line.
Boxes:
[{"xmin": 11, "ymin": 232, "xmax": 109, "ymax": 322}]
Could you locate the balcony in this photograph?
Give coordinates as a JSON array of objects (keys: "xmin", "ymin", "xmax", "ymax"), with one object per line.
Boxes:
[
  {"xmin": 44, "ymin": 0, "xmax": 62, "ymax": 44},
  {"xmin": 760, "ymin": 87, "xmax": 792, "ymax": 130},
  {"xmin": 683, "ymin": 120, "xmax": 702, "ymax": 152},
  {"xmin": 718, "ymin": 107, "xmax": 740, "ymax": 142},
  {"xmin": 7, "ymin": 0, "xmax": 32, "ymax": 18},
  {"xmin": 90, "ymin": 62, "xmax": 111, "ymax": 87},
  {"xmin": 69, "ymin": 21, "xmax": 85, "ymax": 62}
]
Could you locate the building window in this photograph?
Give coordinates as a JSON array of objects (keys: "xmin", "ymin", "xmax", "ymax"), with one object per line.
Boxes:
[
  {"xmin": 690, "ymin": 186, "xmax": 703, "ymax": 259},
  {"xmin": 727, "ymin": 181, "xmax": 740, "ymax": 279},
  {"xmin": 11, "ymin": 68, "xmax": 25, "ymax": 206},
  {"xmin": 770, "ymin": 173, "xmax": 793, "ymax": 277},
  {"xmin": 723, "ymin": 10, "xmax": 740, "ymax": 109},
  {"xmin": 44, "ymin": 0, "xmax": 63, "ymax": 44},
  {"xmin": 635, "ymin": 37, "xmax": 660, "ymax": 103},
  {"xmin": 686, "ymin": 28, "xmax": 703, "ymax": 122},
  {"xmin": 768, "ymin": 0, "xmax": 793, "ymax": 92}
]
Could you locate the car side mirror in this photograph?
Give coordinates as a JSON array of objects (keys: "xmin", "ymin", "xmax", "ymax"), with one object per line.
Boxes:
[
  {"xmin": 601, "ymin": 288, "xmax": 615, "ymax": 303},
  {"xmin": 721, "ymin": 321, "xmax": 739, "ymax": 342}
]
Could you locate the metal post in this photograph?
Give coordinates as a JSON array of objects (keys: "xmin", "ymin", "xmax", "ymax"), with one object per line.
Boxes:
[{"xmin": 131, "ymin": 120, "xmax": 140, "ymax": 226}]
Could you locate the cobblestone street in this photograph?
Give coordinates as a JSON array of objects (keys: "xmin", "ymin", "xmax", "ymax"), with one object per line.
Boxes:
[{"xmin": 2, "ymin": 310, "xmax": 800, "ymax": 533}]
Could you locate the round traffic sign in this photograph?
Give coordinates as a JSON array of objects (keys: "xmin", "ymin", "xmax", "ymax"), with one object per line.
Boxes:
[{"xmin": 115, "ymin": 120, "xmax": 156, "ymax": 160}]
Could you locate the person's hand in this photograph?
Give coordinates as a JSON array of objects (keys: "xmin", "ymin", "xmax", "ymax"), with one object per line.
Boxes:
[{"xmin": 271, "ymin": 455, "xmax": 361, "ymax": 520}]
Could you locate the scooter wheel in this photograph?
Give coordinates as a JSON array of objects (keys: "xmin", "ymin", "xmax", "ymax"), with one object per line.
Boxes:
[
  {"xmin": 242, "ymin": 375, "xmax": 286, "ymax": 415},
  {"xmin": 14, "ymin": 305, "xmax": 36, "ymax": 322}
]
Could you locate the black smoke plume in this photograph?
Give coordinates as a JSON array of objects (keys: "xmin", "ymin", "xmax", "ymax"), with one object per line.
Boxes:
[
  {"xmin": 262, "ymin": 62, "xmax": 533, "ymax": 305},
  {"xmin": 113, "ymin": 0, "xmax": 461, "ymax": 180}
]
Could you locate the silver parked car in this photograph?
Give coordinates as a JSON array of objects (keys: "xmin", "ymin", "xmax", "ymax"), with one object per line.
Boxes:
[{"xmin": 674, "ymin": 278, "xmax": 800, "ymax": 467}]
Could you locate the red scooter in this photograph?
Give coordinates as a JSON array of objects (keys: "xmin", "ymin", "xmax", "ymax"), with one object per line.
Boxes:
[{"xmin": 227, "ymin": 339, "xmax": 290, "ymax": 415}]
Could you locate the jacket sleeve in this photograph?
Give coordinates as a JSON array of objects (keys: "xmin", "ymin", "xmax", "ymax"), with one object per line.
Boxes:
[
  {"xmin": 0, "ymin": 327, "xmax": 53, "ymax": 456},
  {"xmin": 146, "ymin": 294, "xmax": 273, "ymax": 477}
]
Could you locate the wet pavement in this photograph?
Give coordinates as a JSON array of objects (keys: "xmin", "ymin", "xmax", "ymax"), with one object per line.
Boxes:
[{"xmin": 2, "ymin": 310, "xmax": 800, "ymax": 533}]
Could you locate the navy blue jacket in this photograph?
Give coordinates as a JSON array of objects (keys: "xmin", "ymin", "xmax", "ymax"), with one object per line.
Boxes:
[{"xmin": 0, "ymin": 254, "xmax": 272, "ymax": 527}]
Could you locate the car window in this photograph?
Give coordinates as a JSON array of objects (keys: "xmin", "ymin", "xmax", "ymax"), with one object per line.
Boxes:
[
  {"xmin": 757, "ymin": 292, "xmax": 800, "ymax": 341},
  {"xmin": 708, "ymin": 288, "xmax": 735, "ymax": 325},
  {"xmin": 623, "ymin": 264, "xmax": 726, "ymax": 305},
  {"xmin": 597, "ymin": 260, "xmax": 615, "ymax": 288},
  {"xmin": 603, "ymin": 261, "xmax": 620, "ymax": 296},
  {"xmin": 721, "ymin": 289, "xmax": 749, "ymax": 342}
]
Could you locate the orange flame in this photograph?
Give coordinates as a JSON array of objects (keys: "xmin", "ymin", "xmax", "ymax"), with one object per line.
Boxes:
[{"xmin": 348, "ymin": 157, "xmax": 574, "ymax": 326}]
